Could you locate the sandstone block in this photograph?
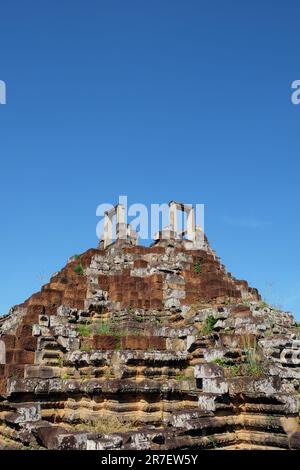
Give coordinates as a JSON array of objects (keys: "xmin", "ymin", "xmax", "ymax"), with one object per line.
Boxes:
[
  {"xmin": 148, "ymin": 336, "xmax": 166, "ymax": 350},
  {"xmin": 202, "ymin": 377, "xmax": 228, "ymax": 394},
  {"xmin": 18, "ymin": 335, "xmax": 38, "ymax": 352},
  {"xmin": 289, "ymin": 432, "xmax": 300, "ymax": 449},
  {"xmin": 1, "ymin": 334, "xmax": 15, "ymax": 349},
  {"xmin": 93, "ymin": 335, "xmax": 118, "ymax": 350},
  {"xmin": 5, "ymin": 403, "xmax": 41, "ymax": 424},
  {"xmin": 25, "ymin": 365, "xmax": 61, "ymax": 379},
  {"xmin": 14, "ymin": 350, "xmax": 35, "ymax": 365},
  {"xmin": 122, "ymin": 335, "xmax": 148, "ymax": 350},
  {"xmin": 194, "ymin": 363, "xmax": 225, "ymax": 379}
]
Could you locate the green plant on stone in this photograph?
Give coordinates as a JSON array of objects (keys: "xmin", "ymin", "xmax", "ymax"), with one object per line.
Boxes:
[
  {"xmin": 212, "ymin": 357, "xmax": 227, "ymax": 367},
  {"xmin": 194, "ymin": 259, "xmax": 202, "ymax": 274},
  {"xmin": 264, "ymin": 328, "xmax": 273, "ymax": 337},
  {"xmin": 134, "ymin": 315, "xmax": 144, "ymax": 323},
  {"xmin": 229, "ymin": 364, "xmax": 240, "ymax": 377},
  {"xmin": 259, "ymin": 300, "xmax": 269, "ymax": 309},
  {"xmin": 267, "ymin": 414, "xmax": 274, "ymax": 429},
  {"xmin": 175, "ymin": 373, "xmax": 187, "ymax": 381},
  {"xmin": 151, "ymin": 318, "xmax": 162, "ymax": 327},
  {"xmin": 95, "ymin": 321, "xmax": 111, "ymax": 335},
  {"xmin": 57, "ymin": 356, "xmax": 64, "ymax": 367},
  {"xmin": 74, "ymin": 262, "xmax": 84, "ymax": 275},
  {"xmin": 212, "ymin": 358, "xmax": 240, "ymax": 376},
  {"xmin": 95, "ymin": 321, "xmax": 127, "ymax": 338},
  {"xmin": 77, "ymin": 324, "xmax": 93, "ymax": 337},
  {"xmin": 202, "ymin": 315, "xmax": 218, "ymax": 334},
  {"xmin": 243, "ymin": 337, "xmax": 263, "ymax": 377},
  {"xmin": 78, "ymin": 320, "xmax": 129, "ymax": 339},
  {"xmin": 75, "ymin": 416, "xmax": 134, "ymax": 434},
  {"xmin": 73, "ymin": 254, "xmax": 81, "ymax": 260},
  {"xmin": 207, "ymin": 435, "xmax": 217, "ymax": 448}
]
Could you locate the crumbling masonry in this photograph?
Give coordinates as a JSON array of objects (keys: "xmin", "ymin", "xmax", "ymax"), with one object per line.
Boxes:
[{"xmin": 0, "ymin": 201, "xmax": 299, "ymax": 450}]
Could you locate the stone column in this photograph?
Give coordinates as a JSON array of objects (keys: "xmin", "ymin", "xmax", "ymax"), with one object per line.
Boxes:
[
  {"xmin": 116, "ymin": 204, "xmax": 126, "ymax": 240},
  {"xmin": 104, "ymin": 211, "xmax": 113, "ymax": 248},
  {"xmin": 0, "ymin": 340, "xmax": 5, "ymax": 364},
  {"xmin": 186, "ymin": 206, "xmax": 195, "ymax": 241},
  {"xmin": 169, "ymin": 203, "xmax": 178, "ymax": 234}
]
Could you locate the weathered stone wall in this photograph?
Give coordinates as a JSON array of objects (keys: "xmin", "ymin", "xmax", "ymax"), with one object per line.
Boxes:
[{"xmin": 0, "ymin": 238, "xmax": 299, "ymax": 450}]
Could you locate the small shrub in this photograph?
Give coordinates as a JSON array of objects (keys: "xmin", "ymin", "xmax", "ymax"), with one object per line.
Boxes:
[
  {"xmin": 175, "ymin": 372, "xmax": 187, "ymax": 381},
  {"xmin": 57, "ymin": 356, "xmax": 64, "ymax": 367},
  {"xmin": 245, "ymin": 362, "xmax": 263, "ymax": 377},
  {"xmin": 202, "ymin": 315, "xmax": 218, "ymax": 334},
  {"xmin": 151, "ymin": 318, "xmax": 162, "ymax": 326},
  {"xmin": 264, "ymin": 328, "xmax": 273, "ymax": 337},
  {"xmin": 267, "ymin": 414, "xmax": 274, "ymax": 428},
  {"xmin": 77, "ymin": 324, "xmax": 92, "ymax": 337},
  {"xmin": 243, "ymin": 337, "xmax": 263, "ymax": 377},
  {"xmin": 134, "ymin": 315, "xmax": 145, "ymax": 323},
  {"xmin": 73, "ymin": 254, "xmax": 81, "ymax": 260},
  {"xmin": 212, "ymin": 357, "xmax": 227, "ymax": 366},
  {"xmin": 207, "ymin": 436, "xmax": 217, "ymax": 448},
  {"xmin": 229, "ymin": 364, "xmax": 240, "ymax": 377},
  {"xmin": 77, "ymin": 319, "xmax": 129, "ymax": 340},
  {"xmin": 74, "ymin": 262, "xmax": 84, "ymax": 275},
  {"xmin": 95, "ymin": 321, "xmax": 111, "ymax": 335},
  {"xmin": 212, "ymin": 358, "xmax": 240, "ymax": 376},
  {"xmin": 75, "ymin": 415, "xmax": 135, "ymax": 434},
  {"xmin": 194, "ymin": 259, "xmax": 202, "ymax": 274}
]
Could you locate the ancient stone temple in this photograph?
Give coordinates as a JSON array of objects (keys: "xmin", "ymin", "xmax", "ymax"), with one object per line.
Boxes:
[{"xmin": 0, "ymin": 201, "xmax": 299, "ymax": 450}]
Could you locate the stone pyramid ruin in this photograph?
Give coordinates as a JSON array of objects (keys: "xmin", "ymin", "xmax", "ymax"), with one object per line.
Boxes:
[{"xmin": 0, "ymin": 201, "xmax": 299, "ymax": 450}]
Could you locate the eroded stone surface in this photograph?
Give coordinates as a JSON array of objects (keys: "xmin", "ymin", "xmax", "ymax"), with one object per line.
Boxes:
[{"xmin": 0, "ymin": 237, "xmax": 299, "ymax": 450}]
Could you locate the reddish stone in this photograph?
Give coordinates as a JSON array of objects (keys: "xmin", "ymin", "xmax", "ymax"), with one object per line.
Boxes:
[
  {"xmin": 18, "ymin": 335, "xmax": 38, "ymax": 351},
  {"xmin": 122, "ymin": 335, "xmax": 148, "ymax": 350},
  {"xmin": 5, "ymin": 350, "xmax": 14, "ymax": 364},
  {"xmin": 5, "ymin": 364, "xmax": 25, "ymax": 379},
  {"xmin": 93, "ymin": 335, "xmax": 118, "ymax": 350},
  {"xmin": 0, "ymin": 378, "xmax": 7, "ymax": 396},
  {"xmin": 150, "ymin": 299, "xmax": 163, "ymax": 310},
  {"xmin": 150, "ymin": 274, "xmax": 163, "ymax": 283},
  {"xmin": 16, "ymin": 324, "xmax": 32, "ymax": 338},
  {"xmin": 22, "ymin": 312, "xmax": 39, "ymax": 325},
  {"xmin": 148, "ymin": 337, "xmax": 166, "ymax": 350},
  {"xmin": 14, "ymin": 350, "xmax": 35, "ymax": 365},
  {"xmin": 133, "ymin": 259, "xmax": 148, "ymax": 268},
  {"xmin": 1, "ymin": 335, "xmax": 15, "ymax": 349}
]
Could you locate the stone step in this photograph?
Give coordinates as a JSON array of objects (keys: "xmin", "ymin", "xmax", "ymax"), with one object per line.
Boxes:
[
  {"xmin": 236, "ymin": 429, "xmax": 288, "ymax": 448},
  {"xmin": 239, "ymin": 412, "xmax": 286, "ymax": 432}
]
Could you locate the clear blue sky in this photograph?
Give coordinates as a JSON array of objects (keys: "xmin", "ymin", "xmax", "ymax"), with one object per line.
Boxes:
[{"xmin": 0, "ymin": 1, "xmax": 299, "ymax": 319}]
